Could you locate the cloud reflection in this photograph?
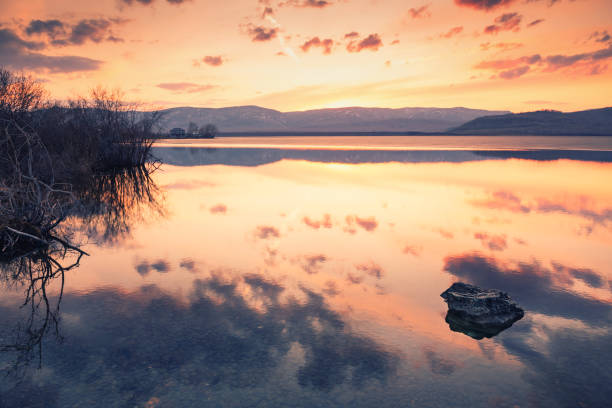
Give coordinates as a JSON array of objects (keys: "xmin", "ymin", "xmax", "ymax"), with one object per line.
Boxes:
[
  {"xmin": 255, "ymin": 225, "xmax": 281, "ymax": 239},
  {"xmin": 299, "ymin": 254, "xmax": 328, "ymax": 274},
  {"xmin": 402, "ymin": 245, "xmax": 422, "ymax": 256},
  {"xmin": 496, "ymin": 318, "xmax": 612, "ymax": 408},
  {"xmin": 471, "ymin": 190, "xmax": 612, "ymax": 231},
  {"xmin": 209, "ymin": 204, "xmax": 227, "ymax": 214},
  {"xmin": 0, "ymin": 273, "xmax": 397, "ymax": 404},
  {"xmin": 344, "ymin": 215, "xmax": 378, "ymax": 234},
  {"xmin": 443, "ymin": 253, "xmax": 612, "ymax": 325},
  {"xmin": 179, "ymin": 258, "xmax": 197, "ymax": 272},
  {"xmin": 423, "ymin": 348, "xmax": 457, "ymax": 376},
  {"xmin": 551, "ymin": 262, "xmax": 605, "ymax": 289},
  {"xmin": 135, "ymin": 259, "xmax": 171, "ymax": 276},
  {"xmin": 355, "ymin": 262, "xmax": 384, "ymax": 279},
  {"xmin": 302, "ymin": 214, "xmax": 332, "ymax": 229}
]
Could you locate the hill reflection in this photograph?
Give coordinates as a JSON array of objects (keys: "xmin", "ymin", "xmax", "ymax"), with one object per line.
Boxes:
[{"xmin": 154, "ymin": 146, "xmax": 612, "ymax": 167}]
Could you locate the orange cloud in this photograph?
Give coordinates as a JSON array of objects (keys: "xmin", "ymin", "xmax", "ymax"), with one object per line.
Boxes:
[
  {"xmin": 280, "ymin": 0, "xmax": 332, "ymax": 8},
  {"xmin": 475, "ymin": 54, "xmax": 541, "ymax": 70},
  {"xmin": 454, "ymin": 0, "xmax": 517, "ymax": 11},
  {"xmin": 440, "ymin": 26, "xmax": 463, "ymax": 39},
  {"xmin": 156, "ymin": 82, "xmax": 215, "ymax": 93},
  {"xmin": 403, "ymin": 245, "xmax": 422, "ymax": 256},
  {"xmin": 255, "ymin": 226, "xmax": 280, "ymax": 239},
  {"xmin": 209, "ymin": 204, "xmax": 227, "ymax": 214},
  {"xmin": 300, "ymin": 254, "xmax": 328, "ymax": 274},
  {"xmin": 120, "ymin": 0, "xmax": 192, "ymax": 6},
  {"xmin": 347, "ymin": 34, "xmax": 383, "ymax": 53},
  {"xmin": 247, "ymin": 25, "xmax": 278, "ymax": 42},
  {"xmin": 344, "ymin": 215, "xmax": 378, "ymax": 233},
  {"xmin": 408, "ymin": 5, "xmax": 431, "ymax": 19},
  {"xmin": 473, "ymin": 232, "xmax": 508, "ymax": 251},
  {"xmin": 527, "ymin": 19, "xmax": 545, "ymax": 28},
  {"xmin": 474, "ymin": 43, "xmax": 612, "ymax": 78},
  {"xmin": 480, "ymin": 42, "xmax": 523, "ymax": 51},
  {"xmin": 302, "ymin": 214, "xmax": 332, "ymax": 229},
  {"xmin": 301, "ymin": 37, "xmax": 334, "ymax": 54},
  {"xmin": 355, "ymin": 262, "xmax": 384, "ymax": 279},
  {"xmin": 262, "ymin": 7, "xmax": 275, "ymax": 18},
  {"xmin": 203, "ymin": 55, "xmax": 224, "ymax": 66},
  {"xmin": 499, "ymin": 65, "xmax": 530, "ymax": 79},
  {"xmin": 484, "ymin": 13, "xmax": 522, "ymax": 35}
]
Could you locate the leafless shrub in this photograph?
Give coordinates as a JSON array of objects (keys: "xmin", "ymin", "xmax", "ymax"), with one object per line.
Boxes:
[
  {"xmin": 0, "ymin": 67, "xmax": 161, "ymax": 256},
  {"xmin": 0, "ymin": 69, "xmax": 45, "ymax": 120},
  {"xmin": 63, "ymin": 87, "xmax": 160, "ymax": 170},
  {"xmin": 0, "ymin": 120, "xmax": 75, "ymax": 260},
  {"xmin": 33, "ymin": 87, "xmax": 161, "ymax": 180},
  {"xmin": 1, "ymin": 67, "xmax": 161, "ymax": 182},
  {"xmin": 0, "ymin": 69, "xmax": 162, "ymax": 373}
]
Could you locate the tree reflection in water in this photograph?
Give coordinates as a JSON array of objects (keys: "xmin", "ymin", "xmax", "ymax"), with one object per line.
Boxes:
[
  {"xmin": 0, "ymin": 164, "xmax": 398, "ymax": 403},
  {"xmin": 0, "ymin": 234, "xmax": 87, "ymax": 375},
  {"xmin": 0, "ymin": 164, "xmax": 164, "ymax": 376},
  {"xmin": 71, "ymin": 164, "xmax": 165, "ymax": 245}
]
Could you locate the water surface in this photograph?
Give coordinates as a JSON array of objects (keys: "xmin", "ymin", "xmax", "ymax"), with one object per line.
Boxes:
[
  {"xmin": 1, "ymin": 136, "xmax": 611, "ymax": 407},
  {"xmin": 157, "ymin": 135, "xmax": 612, "ymax": 151}
]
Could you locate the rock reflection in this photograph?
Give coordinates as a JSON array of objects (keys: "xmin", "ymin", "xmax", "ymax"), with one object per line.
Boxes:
[
  {"xmin": 0, "ymin": 273, "xmax": 398, "ymax": 405},
  {"xmin": 444, "ymin": 310, "xmax": 517, "ymax": 340}
]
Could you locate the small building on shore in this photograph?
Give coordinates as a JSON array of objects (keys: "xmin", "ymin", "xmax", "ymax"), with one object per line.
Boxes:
[{"xmin": 169, "ymin": 128, "xmax": 186, "ymax": 138}]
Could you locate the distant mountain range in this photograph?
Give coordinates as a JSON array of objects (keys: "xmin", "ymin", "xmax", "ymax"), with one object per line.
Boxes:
[
  {"xmin": 450, "ymin": 108, "xmax": 612, "ymax": 136},
  {"xmin": 154, "ymin": 105, "xmax": 612, "ymax": 136},
  {"xmin": 155, "ymin": 106, "xmax": 510, "ymax": 133}
]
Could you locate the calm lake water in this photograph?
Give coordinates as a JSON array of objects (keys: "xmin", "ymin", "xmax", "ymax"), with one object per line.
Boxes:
[{"xmin": 1, "ymin": 136, "xmax": 612, "ymax": 407}]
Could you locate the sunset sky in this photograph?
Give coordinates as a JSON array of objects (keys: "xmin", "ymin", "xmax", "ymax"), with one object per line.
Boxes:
[{"xmin": 1, "ymin": 0, "xmax": 611, "ymax": 112}]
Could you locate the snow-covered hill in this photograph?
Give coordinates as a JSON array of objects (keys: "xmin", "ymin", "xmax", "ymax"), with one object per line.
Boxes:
[{"xmin": 155, "ymin": 105, "xmax": 510, "ymax": 133}]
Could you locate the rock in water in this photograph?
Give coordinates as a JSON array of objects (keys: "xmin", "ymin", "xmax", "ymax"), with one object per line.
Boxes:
[{"xmin": 440, "ymin": 282, "xmax": 524, "ymax": 340}]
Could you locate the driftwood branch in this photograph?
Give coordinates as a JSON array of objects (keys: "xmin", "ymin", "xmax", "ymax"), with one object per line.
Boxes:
[{"xmin": 4, "ymin": 226, "xmax": 49, "ymax": 246}]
